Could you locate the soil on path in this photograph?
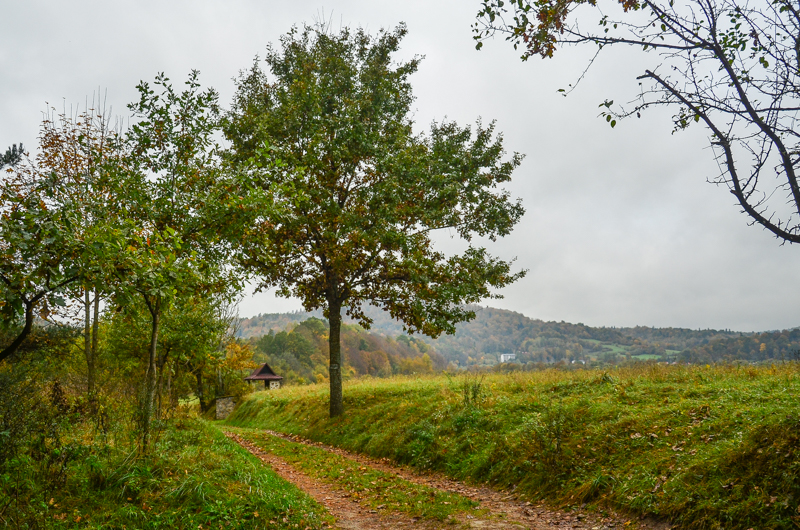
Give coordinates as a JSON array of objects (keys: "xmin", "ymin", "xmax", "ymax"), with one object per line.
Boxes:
[
  {"xmin": 224, "ymin": 429, "xmax": 672, "ymax": 530},
  {"xmin": 226, "ymin": 431, "xmax": 456, "ymax": 529}
]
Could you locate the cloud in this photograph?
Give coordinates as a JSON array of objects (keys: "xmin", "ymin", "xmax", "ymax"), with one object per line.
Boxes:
[{"xmin": 4, "ymin": 0, "xmax": 798, "ymax": 331}]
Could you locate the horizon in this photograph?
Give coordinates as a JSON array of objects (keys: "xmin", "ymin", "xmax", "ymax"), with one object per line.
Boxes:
[{"xmin": 238, "ymin": 303, "xmax": 790, "ymax": 335}]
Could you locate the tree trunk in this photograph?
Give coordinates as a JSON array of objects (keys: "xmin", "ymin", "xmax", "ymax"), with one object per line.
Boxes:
[
  {"xmin": 83, "ymin": 290, "xmax": 102, "ymax": 396},
  {"xmin": 167, "ymin": 369, "xmax": 174, "ymax": 409},
  {"xmin": 142, "ymin": 300, "xmax": 160, "ymax": 452},
  {"xmin": 84, "ymin": 290, "xmax": 100, "ymax": 396},
  {"xmin": 328, "ymin": 298, "xmax": 344, "ymax": 418},
  {"xmin": 84, "ymin": 290, "xmax": 92, "ymax": 394},
  {"xmin": 156, "ymin": 348, "xmax": 169, "ymax": 420},
  {"xmin": 0, "ymin": 296, "xmax": 38, "ymax": 364},
  {"xmin": 195, "ymin": 369, "xmax": 207, "ymax": 413},
  {"xmin": 91, "ymin": 292, "xmax": 100, "ymax": 390}
]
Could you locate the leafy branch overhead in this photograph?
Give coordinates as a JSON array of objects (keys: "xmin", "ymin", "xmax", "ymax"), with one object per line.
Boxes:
[{"xmin": 475, "ymin": 0, "xmax": 800, "ymax": 243}]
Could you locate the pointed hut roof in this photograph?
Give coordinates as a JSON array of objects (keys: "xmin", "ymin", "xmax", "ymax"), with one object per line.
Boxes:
[{"xmin": 245, "ymin": 362, "xmax": 284, "ymax": 381}]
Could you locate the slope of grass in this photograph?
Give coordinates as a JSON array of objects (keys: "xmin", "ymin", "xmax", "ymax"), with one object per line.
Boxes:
[
  {"xmin": 227, "ymin": 364, "xmax": 800, "ymax": 529},
  {"xmin": 2, "ymin": 418, "xmax": 330, "ymax": 529}
]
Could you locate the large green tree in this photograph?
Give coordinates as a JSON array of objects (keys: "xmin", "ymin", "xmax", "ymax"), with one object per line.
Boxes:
[
  {"xmin": 35, "ymin": 105, "xmax": 124, "ymax": 395},
  {"xmin": 224, "ymin": 24, "xmax": 525, "ymax": 417}
]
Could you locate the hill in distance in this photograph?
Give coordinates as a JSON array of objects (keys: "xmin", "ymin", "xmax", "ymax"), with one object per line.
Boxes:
[{"xmin": 238, "ymin": 305, "xmax": 800, "ymax": 367}]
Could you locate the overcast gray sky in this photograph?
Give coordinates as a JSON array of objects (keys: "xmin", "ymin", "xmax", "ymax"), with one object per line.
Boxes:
[{"xmin": 3, "ymin": 0, "xmax": 798, "ymax": 332}]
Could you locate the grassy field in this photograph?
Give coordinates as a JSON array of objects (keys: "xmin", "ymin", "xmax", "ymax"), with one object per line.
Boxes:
[
  {"xmin": 226, "ymin": 364, "xmax": 800, "ymax": 529},
  {"xmin": 2, "ymin": 417, "xmax": 330, "ymax": 529}
]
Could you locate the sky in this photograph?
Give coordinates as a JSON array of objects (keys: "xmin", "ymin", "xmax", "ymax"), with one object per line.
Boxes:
[{"xmin": 3, "ymin": 0, "xmax": 799, "ymax": 332}]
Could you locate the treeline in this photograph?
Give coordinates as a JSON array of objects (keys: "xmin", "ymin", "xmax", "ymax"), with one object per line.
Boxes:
[
  {"xmin": 241, "ymin": 305, "xmax": 636, "ymax": 366},
  {"xmin": 237, "ymin": 304, "xmax": 409, "ymax": 339},
  {"xmin": 618, "ymin": 326, "xmax": 743, "ymax": 351},
  {"xmin": 248, "ymin": 318, "xmax": 446, "ymax": 384},
  {"xmin": 406, "ymin": 306, "xmax": 628, "ymax": 365},
  {"xmin": 678, "ymin": 328, "xmax": 800, "ymax": 363},
  {"xmin": 242, "ymin": 305, "xmax": 798, "ymax": 367},
  {"xmin": 239, "ymin": 311, "xmax": 316, "ymax": 339}
]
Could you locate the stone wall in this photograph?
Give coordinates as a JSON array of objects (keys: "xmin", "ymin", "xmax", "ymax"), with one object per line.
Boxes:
[{"xmin": 216, "ymin": 396, "xmax": 235, "ymax": 420}]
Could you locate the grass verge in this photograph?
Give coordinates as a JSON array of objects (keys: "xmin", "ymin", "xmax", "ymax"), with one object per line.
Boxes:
[
  {"xmin": 2, "ymin": 418, "xmax": 331, "ymax": 529},
  {"xmin": 226, "ymin": 364, "xmax": 800, "ymax": 529}
]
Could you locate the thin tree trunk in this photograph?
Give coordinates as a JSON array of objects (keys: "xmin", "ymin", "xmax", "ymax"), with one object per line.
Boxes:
[
  {"xmin": 195, "ymin": 369, "xmax": 206, "ymax": 413},
  {"xmin": 167, "ymin": 369, "xmax": 173, "ymax": 408},
  {"xmin": 156, "ymin": 348, "xmax": 170, "ymax": 420},
  {"xmin": 328, "ymin": 298, "xmax": 344, "ymax": 418},
  {"xmin": 142, "ymin": 300, "xmax": 160, "ymax": 452},
  {"xmin": 84, "ymin": 290, "xmax": 93, "ymax": 395},
  {"xmin": 84, "ymin": 290, "xmax": 102, "ymax": 397},
  {"xmin": 91, "ymin": 291, "xmax": 100, "ymax": 390}
]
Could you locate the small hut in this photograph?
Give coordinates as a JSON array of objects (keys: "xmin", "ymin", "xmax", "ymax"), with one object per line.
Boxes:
[{"xmin": 245, "ymin": 362, "xmax": 284, "ymax": 390}]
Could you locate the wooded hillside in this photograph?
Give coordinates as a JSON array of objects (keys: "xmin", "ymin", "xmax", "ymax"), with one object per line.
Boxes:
[
  {"xmin": 247, "ymin": 317, "xmax": 445, "ymax": 384},
  {"xmin": 239, "ymin": 305, "xmax": 797, "ymax": 367}
]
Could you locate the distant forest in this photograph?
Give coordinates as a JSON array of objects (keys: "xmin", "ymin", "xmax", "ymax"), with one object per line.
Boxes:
[
  {"xmin": 245, "ymin": 317, "xmax": 444, "ymax": 385},
  {"xmin": 238, "ymin": 306, "xmax": 800, "ymax": 376}
]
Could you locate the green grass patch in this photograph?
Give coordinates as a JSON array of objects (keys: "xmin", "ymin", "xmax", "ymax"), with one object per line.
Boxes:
[
  {"xmin": 227, "ymin": 365, "xmax": 800, "ymax": 529},
  {"xmin": 2, "ymin": 418, "xmax": 331, "ymax": 529},
  {"xmin": 603, "ymin": 344, "xmax": 631, "ymax": 354},
  {"xmin": 631, "ymin": 354, "xmax": 662, "ymax": 360},
  {"xmin": 230, "ymin": 426, "xmax": 480, "ymax": 522}
]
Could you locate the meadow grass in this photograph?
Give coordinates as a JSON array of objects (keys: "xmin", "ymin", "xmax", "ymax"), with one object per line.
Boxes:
[
  {"xmin": 2, "ymin": 418, "xmax": 331, "ymax": 529},
  {"xmin": 227, "ymin": 363, "xmax": 800, "ymax": 529}
]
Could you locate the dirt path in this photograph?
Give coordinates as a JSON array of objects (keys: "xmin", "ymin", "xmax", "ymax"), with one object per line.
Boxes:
[
  {"xmin": 227, "ymin": 431, "xmax": 484, "ymax": 529},
  {"xmin": 225, "ymin": 428, "xmax": 671, "ymax": 530}
]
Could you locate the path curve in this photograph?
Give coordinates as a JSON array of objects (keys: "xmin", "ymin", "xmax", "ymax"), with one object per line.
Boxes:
[
  {"xmin": 225, "ymin": 428, "xmax": 671, "ymax": 530},
  {"xmin": 226, "ymin": 431, "xmax": 449, "ymax": 529}
]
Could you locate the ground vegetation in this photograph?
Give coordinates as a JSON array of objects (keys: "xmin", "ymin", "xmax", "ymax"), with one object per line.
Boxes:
[{"xmin": 229, "ymin": 364, "xmax": 800, "ymax": 529}]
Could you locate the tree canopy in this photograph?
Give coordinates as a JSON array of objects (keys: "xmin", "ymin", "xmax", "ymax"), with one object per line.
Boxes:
[
  {"xmin": 475, "ymin": 0, "xmax": 800, "ymax": 243},
  {"xmin": 224, "ymin": 23, "xmax": 526, "ymax": 416},
  {"xmin": 114, "ymin": 71, "xmax": 235, "ymax": 448},
  {"xmin": 0, "ymin": 109, "xmax": 122, "ymax": 363},
  {"xmin": 1, "ymin": 143, "xmax": 24, "ymax": 167}
]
